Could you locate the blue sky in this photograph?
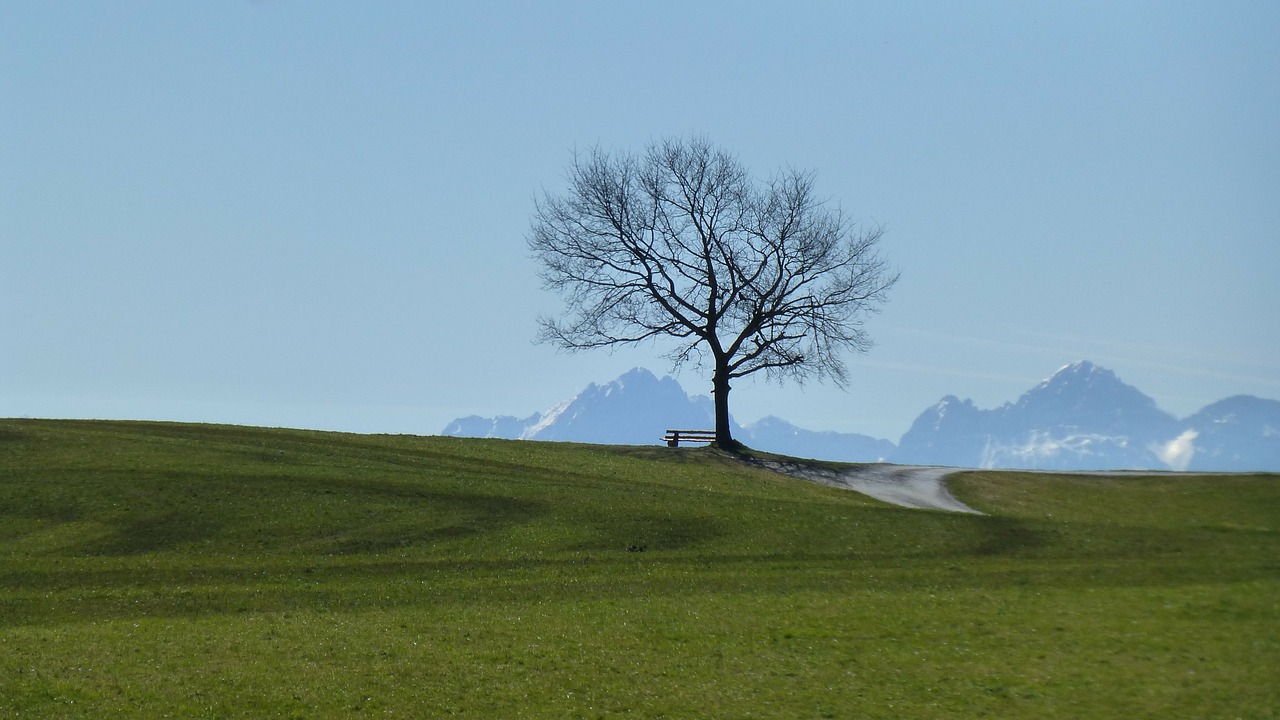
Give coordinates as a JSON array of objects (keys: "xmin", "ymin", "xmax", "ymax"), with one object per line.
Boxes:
[{"xmin": 4, "ymin": 1, "xmax": 1278, "ymax": 441}]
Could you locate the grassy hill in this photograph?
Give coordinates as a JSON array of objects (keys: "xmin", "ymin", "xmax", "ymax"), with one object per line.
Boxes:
[{"xmin": 1, "ymin": 419, "xmax": 1277, "ymax": 718}]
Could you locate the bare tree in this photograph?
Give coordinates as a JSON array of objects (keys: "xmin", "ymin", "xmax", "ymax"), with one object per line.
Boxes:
[{"xmin": 529, "ymin": 136, "xmax": 898, "ymax": 449}]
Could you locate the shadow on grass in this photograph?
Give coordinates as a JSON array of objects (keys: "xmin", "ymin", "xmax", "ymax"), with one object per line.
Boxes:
[
  {"xmin": 5, "ymin": 469, "xmax": 544, "ymax": 558},
  {"xmin": 2, "ymin": 512, "xmax": 1275, "ymax": 628},
  {"xmin": 0, "ymin": 428, "xmax": 27, "ymax": 442},
  {"xmin": 124, "ymin": 421, "xmax": 629, "ymax": 481},
  {"xmin": 969, "ymin": 515, "xmax": 1048, "ymax": 556},
  {"xmin": 567, "ymin": 511, "xmax": 726, "ymax": 553}
]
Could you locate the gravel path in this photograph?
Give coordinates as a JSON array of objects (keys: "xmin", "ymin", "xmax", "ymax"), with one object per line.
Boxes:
[{"xmin": 754, "ymin": 459, "xmax": 984, "ymax": 514}]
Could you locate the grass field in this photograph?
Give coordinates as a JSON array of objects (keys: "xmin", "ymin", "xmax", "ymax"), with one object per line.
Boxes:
[{"xmin": 1, "ymin": 419, "xmax": 1277, "ymax": 718}]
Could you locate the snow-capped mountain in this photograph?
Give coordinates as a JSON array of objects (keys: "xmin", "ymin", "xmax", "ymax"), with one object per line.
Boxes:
[
  {"xmin": 1006, "ymin": 361, "xmax": 1179, "ymax": 437},
  {"xmin": 525, "ymin": 368, "xmax": 720, "ymax": 444},
  {"xmin": 1181, "ymin": 395, "xmax": 1280, "ymax": 471},
  {"xmin": 890, "ymin": 395, "xmax": 989, "ymax": 467},
  {"xmin": 895, "ymin": 361, "xmax": 1181, "ymax": 470},
  {"xmin": 441, "ymin": 368, "xmax": 721, "ymax": 446},
  {"xmin": 441, "ymin": 362, "xmax": 1280, "ymax": 471},
  {"xmin": 895, "ymin": 361, "xmax": 1279, "ymax": 471},
  {"xmin": 440, "ymin": 367, "xmax": 888, "ymax": 461},
  {"xmin": 441, "ymin": 413, "xmax": 543, "ymax": 439}
]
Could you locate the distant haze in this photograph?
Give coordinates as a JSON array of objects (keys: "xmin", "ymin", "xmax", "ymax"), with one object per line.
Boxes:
[{"xmin": 444, "ymin": 363, "xmax": 1280, "ymax": 472}]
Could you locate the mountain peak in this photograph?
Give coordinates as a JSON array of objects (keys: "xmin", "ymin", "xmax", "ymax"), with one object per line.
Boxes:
[
  {"xmin": 518, "ymin": 367, "xmax": 715, "ymax": 444},
  {"xmin": 615, "ymin": 366, "xmax": 659, "ymax": 384},
  {"xmin": 1024, "ymin": 360, "xmax": 1137, "ymax": 402},
  {"xmin": 1013, "ymin": 360, "xmax": 1172, "ymax": 434},
  {"xmin": 1062, "ymin": 359, "xmax": 1097, "ymax": 372},
  {"xmin": 1043, "ymin": 360, "xmax": 1111, "ymax": 385}
]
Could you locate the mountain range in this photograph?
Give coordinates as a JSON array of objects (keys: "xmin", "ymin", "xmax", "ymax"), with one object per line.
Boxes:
[{"xmin": 441, "ymin": 362, "xmax": 1280, "ymax": 472}]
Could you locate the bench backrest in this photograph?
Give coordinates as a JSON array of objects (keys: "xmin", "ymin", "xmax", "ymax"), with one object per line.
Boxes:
[{"xmin": 663, "ymin": 429, "xmax": 716, "ymax": 446}]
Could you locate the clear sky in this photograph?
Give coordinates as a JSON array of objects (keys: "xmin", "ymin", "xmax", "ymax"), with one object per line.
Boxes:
[{"xmin": 4, "ymin": 1, "xmax": 1278, "ymax": 441}]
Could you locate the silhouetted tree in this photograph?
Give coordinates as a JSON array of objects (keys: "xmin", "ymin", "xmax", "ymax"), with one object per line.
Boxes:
[{"xmin": 529, "ymin": 136, "xmax": 897, "ymax": 449}]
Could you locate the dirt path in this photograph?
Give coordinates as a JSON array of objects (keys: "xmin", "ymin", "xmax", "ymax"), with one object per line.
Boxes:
[{"xmin": 753, "ymin": 459, "xmax": 984, "ymax": 514}]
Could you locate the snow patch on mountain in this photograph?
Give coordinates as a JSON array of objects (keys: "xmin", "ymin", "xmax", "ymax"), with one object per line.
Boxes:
[
  {"xmin": 983, "ymin": 432, "xmax": 1145, "ymax": 471},
  {"xmin": 520, "ymin": 400, "xmax": 571, "ymax": 440},
  {"xmin": 1156, "ymin": 429, "xmax": 1199, "ymax": 471}
]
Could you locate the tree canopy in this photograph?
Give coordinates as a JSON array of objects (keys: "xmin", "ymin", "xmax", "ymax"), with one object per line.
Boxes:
[{"xmin": 529, "ymin": 136, "xmax": 897, "ymax": 447}]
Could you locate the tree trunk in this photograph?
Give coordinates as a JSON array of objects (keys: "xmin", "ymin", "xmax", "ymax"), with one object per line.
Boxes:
[{"xmin": 712, "ymin": 364, "xmax": 735, "ymax": 449}]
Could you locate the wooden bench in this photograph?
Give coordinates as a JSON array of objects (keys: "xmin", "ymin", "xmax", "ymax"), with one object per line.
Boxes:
[{"xmin": 663, "ymin": 429, "xmax": 716, "ymax": 447}]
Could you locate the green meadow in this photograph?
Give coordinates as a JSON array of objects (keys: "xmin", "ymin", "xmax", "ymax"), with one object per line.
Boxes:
[{"xmin": 1, "ymin": 419, "xmax": 1277, "ymax": 718}]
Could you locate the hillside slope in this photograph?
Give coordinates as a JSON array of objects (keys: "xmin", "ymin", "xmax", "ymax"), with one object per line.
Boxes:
[{"xmin": 1, "ymin": 419, "xmax": 1277, "ymax": 718}]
